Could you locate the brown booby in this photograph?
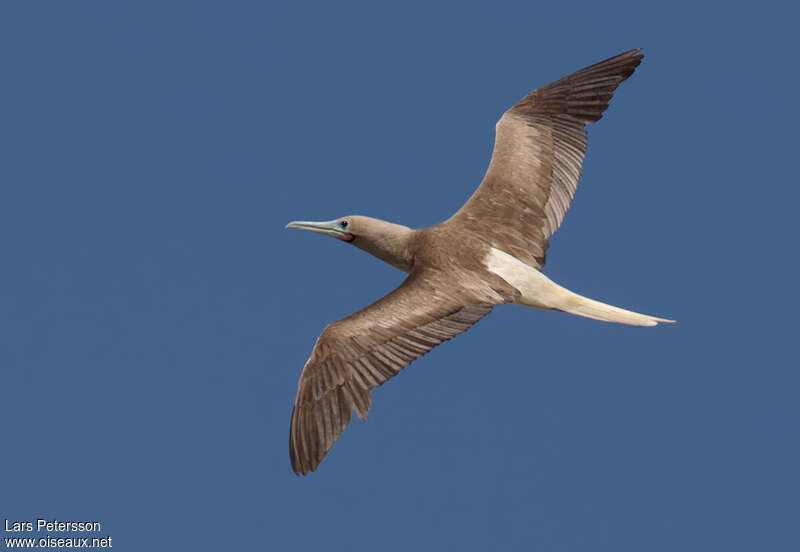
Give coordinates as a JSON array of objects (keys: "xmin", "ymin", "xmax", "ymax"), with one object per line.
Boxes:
[{"xmin": 286, "ymin": 49, "xmax": 673, "ymax": 475}]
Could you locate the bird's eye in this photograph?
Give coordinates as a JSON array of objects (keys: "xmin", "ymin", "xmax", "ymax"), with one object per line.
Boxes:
[{"xmin": 340, "ymin": 220, "xmax": 349, "ymax": 229}]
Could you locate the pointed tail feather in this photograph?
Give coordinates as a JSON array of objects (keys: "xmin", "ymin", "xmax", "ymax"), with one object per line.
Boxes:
[
  {"xmin": 484, "ymin": 247, "xmax": 675, "ymax": 327},
  {"xmin": 551, "ymin": 290, "xmax": 675, "ymax": 327}
]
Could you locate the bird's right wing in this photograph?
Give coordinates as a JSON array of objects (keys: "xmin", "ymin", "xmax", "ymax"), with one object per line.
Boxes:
[
  {"xmin": 450, "ymin": 49, "xmax": 643, "ymax": 268},
  {"xmin": 289, "ymin": 268, "xmax": 511, "ymax": 475}
]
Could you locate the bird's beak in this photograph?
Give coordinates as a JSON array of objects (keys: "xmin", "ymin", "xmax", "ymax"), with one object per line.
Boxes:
[{"xmin": 285, "ymin": 219, "xmax": 352, "ymax": 240}]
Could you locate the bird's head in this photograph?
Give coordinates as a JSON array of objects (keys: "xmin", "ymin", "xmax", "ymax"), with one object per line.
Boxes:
[
  {"xmin": 285, "ymin": 215, "xmax": 415, "ymax": 272},
  {"xmin": 285, "ymin": 216, "xmax": 357, "ymax": 243}
]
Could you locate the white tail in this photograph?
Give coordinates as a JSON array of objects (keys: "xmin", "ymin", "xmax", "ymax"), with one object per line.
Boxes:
[
  {"xmin": 536, "ymin": 285, "xmax": 674, "ymax": 326},
  {"xmin": 485, "ymin": 247, "xmax": 675, "ymax": 327}
]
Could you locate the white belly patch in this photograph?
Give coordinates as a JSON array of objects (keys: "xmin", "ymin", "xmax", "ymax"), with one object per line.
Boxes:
[{"xmin": 483, "ymin": 247, "xmax": 571, "ymax": 310}]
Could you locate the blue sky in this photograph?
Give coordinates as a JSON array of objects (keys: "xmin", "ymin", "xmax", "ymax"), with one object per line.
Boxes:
[{"xmin": 2, "ymin": 1, "xmax": 798, "ymax": 550}]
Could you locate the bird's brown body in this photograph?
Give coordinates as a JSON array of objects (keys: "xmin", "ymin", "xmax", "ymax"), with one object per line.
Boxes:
[{"xmin": 286, "ymin": 49, "xmax": 673, "ymax": 475}]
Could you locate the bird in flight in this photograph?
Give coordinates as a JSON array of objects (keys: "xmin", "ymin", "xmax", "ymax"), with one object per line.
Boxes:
[{"xmin": 286, "ymin": 49, "xmax": 673, "ymax": 475}]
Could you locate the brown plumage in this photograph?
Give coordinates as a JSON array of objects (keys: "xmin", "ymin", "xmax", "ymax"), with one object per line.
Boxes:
[
  {"xmin": 451, "ymin": 49, "xmax": 643, "ymax": 268},
  {"xmin": 286, "ymin": 49, "xmax": 673, "ymax": 475}
]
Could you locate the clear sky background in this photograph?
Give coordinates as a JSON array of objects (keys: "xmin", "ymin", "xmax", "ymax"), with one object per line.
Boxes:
[{"xmin": 2, "ymin": 1, "xmax": 798, "ymax": 550}]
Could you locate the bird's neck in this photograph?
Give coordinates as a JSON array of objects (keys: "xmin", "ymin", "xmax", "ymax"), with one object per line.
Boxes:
[{"xmin": 353, "ymin": 219, "xmax": 415, "ymax": 272}]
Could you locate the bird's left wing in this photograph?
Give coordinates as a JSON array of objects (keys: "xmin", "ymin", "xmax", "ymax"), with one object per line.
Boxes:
[
  {"xmin": 290, "ymin": 268, "xmax": 510, "ymax": 475},
  {"xmin": 450, "ymin": 49, "xmax": 643, "ymax": 268}
]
